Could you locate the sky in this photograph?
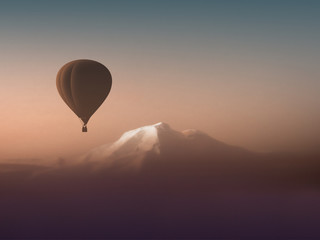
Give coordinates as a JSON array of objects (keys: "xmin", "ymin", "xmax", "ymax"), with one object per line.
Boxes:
[{"xmin": 0, "ymin": 0, "xmax": 319, "ymax": 160}]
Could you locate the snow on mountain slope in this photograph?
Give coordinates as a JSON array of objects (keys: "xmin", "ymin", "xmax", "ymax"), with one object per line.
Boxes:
[
  {"xmin": 111, "ymin": 122, "xmax": 162, "ymax": 154},
  {"xmin": 80, "ymin": 122, "xmax": 171, "ymax": 170}
]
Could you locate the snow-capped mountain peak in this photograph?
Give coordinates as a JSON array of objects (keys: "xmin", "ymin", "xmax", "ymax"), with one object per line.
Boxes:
[{"xmin": 111, "ymin": 122, "xmax": 166, "ymax": 154}]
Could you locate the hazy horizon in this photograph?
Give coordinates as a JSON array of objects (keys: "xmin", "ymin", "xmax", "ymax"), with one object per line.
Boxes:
[{"xmin": 1, "ymin": 0, "xmax": 319, "ymax": 160}]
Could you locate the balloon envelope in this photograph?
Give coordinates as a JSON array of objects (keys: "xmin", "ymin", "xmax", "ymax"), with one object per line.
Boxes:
[{"xmin": 56, "ymin": 59, "xmax": 112, "ymax": 132}]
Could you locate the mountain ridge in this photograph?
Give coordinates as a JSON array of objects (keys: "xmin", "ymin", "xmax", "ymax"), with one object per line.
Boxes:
[{"xmin": 79, "ymin": 122, "xmax": 246, "ymax": 172}]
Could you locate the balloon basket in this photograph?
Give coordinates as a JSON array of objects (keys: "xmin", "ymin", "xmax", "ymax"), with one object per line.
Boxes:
[{"xmin": 82, "ymin": 126, "xmax": 87, "ymax": 132}]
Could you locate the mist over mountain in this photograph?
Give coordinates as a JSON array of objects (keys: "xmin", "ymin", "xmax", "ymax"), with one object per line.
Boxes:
[
  {"xmin": 54, "ymin": 122, "xmax": 320, "ymax": 189},
  {"xmin": 1, "ymin": 123, "xmax": 320, "ymax": 239}
]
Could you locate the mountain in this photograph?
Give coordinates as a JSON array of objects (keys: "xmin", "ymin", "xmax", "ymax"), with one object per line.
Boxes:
[
  {"xmin": 1, "ymin": 122, "xmax": 319, "ymax": 186},
  {"xmin": 79, "ymin": 122, "xmax": 252, "ymax": 173}
]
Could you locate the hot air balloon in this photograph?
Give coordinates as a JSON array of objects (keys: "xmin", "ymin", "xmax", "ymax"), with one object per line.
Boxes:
[{"xmin": 56, "ymin": 59, "xmax": 112, "ymax": 132}]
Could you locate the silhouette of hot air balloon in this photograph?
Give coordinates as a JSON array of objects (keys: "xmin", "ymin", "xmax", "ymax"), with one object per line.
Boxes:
[{"xmin": 56, "ymin": 59, "xmax": 112, "ymax": 132}]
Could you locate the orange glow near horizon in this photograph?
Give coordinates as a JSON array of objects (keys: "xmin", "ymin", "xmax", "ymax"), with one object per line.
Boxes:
[{"xmin": 0, "ymin": 54, "xmax": 319, "ymax": 161}]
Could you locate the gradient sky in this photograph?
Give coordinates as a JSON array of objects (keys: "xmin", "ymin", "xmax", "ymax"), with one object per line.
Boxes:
[{"xmin": 0, "ymin": 0, "xmax": 319, "ymax": 160}]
